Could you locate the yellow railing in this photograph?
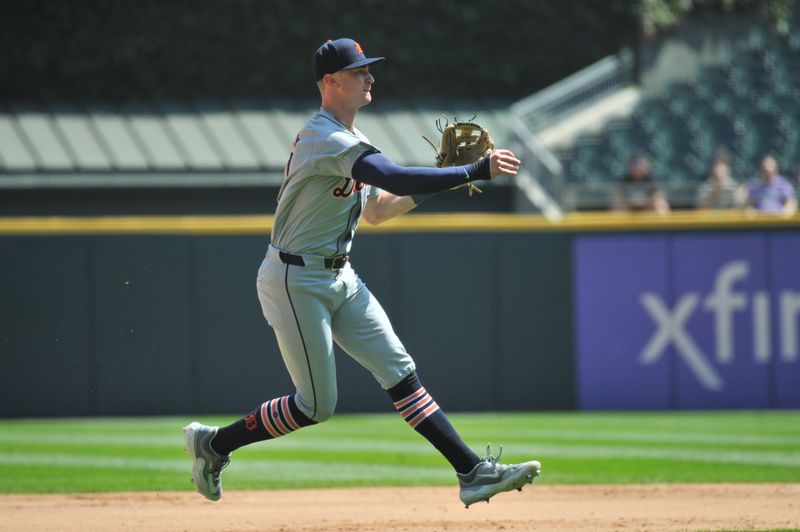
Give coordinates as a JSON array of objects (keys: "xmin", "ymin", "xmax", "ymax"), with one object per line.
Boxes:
[{"xmin": 0, "ymin": 211, "xmax": 798, "ymax": 235}]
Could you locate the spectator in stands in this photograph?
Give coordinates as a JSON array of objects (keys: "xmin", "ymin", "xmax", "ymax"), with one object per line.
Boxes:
[
  {"xmin": 612, "ymin": 154, "xmax": 670, "ymax": 214},
  {"xmin": 744, "ymin": 155, "xmax": 797, "ymax": 216},
  {"xmin": 695, "ymin": 154, "xmax": 745, "ymax": 210}
]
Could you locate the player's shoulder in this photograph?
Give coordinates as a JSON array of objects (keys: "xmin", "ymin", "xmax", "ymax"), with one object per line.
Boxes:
[{"xmin": 304, "ymin": 111, "xmax": 372, "ymax": 156}]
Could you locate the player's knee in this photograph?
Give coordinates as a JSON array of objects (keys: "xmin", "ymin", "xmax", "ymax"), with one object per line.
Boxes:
[
  {"xmin": 312, "ymin": 393, "xmax": 337, "ymax": 423},
  {"xmin": 312, "ymin": 401, "xmax": 336, "ymax": 422},
  {"xmin": 295, "ymin": 387, "xmax": 337, "ymax": 423}
]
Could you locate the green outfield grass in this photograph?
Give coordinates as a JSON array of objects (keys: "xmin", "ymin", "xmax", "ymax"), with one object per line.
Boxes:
[{"xmin": 0, "ymin": 411, "xmax": 799, "ymax": 493}]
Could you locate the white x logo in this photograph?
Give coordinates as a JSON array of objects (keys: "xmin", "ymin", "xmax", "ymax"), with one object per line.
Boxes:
[{"xmin": 639, "ymin": 292, "xmax": 724, "ymax": 391}]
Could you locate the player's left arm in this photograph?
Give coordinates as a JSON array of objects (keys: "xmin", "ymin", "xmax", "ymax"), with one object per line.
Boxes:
[{"xmin": 362, "ymin": 191, "xmax": 417, "ymax": 225}]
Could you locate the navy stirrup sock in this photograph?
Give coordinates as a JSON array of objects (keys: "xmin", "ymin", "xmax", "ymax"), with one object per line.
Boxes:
[
  {"xmin": 211, "ymin": 395, "xmax": 316, "ymax": 455},
  {"xmin": 387, "ymin": 372, "xmax": 481, "ymax": 475}
]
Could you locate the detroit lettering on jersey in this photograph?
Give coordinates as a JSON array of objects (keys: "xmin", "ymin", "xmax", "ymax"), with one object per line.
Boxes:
[{"xmin": 272, "ymin": 109, "xmax": 381, "ymax": 257}]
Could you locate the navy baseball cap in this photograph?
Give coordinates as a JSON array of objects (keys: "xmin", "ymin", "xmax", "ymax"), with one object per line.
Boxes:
[{"xmin": 314, "ymin": 38, "xmax": 385, "ymax": 81}]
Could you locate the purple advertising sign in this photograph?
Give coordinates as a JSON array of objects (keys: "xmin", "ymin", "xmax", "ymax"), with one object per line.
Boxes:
[
  {"xmin": 575, "ymin": 236, "xmax": 672, "ymax": 409},
  {"xmin": 771, "ymin": 234, "xmax": 800, "ymax": 408},
  {"xmin": 575, "ymin": 232, "xmax": 800, "ymax": 409},
  {"xmin": 671, "ymin": 235, "xmax": 769, "ymax": 408}
]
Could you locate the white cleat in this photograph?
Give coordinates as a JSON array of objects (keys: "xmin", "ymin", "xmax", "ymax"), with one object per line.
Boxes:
[
  {"xmin": 183, "ymin": 422, "xmax": 230, "ymax": 501},
  {"xmin": 457, "ymin": 445, "xmax": 541, "ymax": 508}
]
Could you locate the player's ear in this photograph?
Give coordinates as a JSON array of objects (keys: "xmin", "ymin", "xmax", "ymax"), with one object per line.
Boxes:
[{"xmin": 323, "ymin": 73, "xmax": 339, "ymax": 88}]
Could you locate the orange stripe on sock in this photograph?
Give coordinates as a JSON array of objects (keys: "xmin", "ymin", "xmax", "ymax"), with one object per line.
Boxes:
[
  {"xmin": 408, "ymin": 402, "xmax": 440, "ymax": 429},
  {"xmin": 271, "ymin": 400, "xmax": 290, "ymax": 435},
  {"xmin": 261, "ymin": 402, "xmax": 281, "ymax": 438},
  {"xmin": 281, "ymin": 396, "xmax": 301, "ymax": 431},
  {"xmin": 399, "ymin": 394, "xmax": 432, "ymax": 419},
  {"xmin": 393, "ymin": 387, "xmax": 426, "ymax": 409}
]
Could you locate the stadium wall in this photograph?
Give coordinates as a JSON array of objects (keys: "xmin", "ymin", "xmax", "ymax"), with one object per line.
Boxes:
[{"xmin": 1, "ymin": 214, "xmax": 798, "ymax": 417}]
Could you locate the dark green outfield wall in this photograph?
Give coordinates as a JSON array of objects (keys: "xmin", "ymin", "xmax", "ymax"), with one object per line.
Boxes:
[
  {"xmin": 4, "ymin": 216, "xmax": 799, "ymax": 417},
  {"xmin": 0, "ymin": 232, "xmax": 574, "ymax": 417}
]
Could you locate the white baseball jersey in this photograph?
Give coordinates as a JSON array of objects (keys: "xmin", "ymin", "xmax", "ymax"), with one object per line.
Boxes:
[
  {"xmin": 271, "ymin": 109, "xmax": 382, "ymax": 257},
  {"xmin": 258, "ymin": 107, "xmax": 414, "ymax": 421}
]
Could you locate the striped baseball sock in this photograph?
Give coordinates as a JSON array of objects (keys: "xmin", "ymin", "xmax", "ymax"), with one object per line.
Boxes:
[
  {"xmin": 388, "ymin": 372, "xmax": 481, "ymax": 475},
  {"xmin": 211, "ymin": 395, "xmax": 315, "ymax": 455}
]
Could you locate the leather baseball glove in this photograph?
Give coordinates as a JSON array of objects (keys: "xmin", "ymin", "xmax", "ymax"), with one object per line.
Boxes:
[{"xmin": 425, "ymin": 118, "xmax": 495, "ymax": 196}]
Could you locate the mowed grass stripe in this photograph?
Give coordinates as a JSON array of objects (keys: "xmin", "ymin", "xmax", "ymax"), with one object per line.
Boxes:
[
  {"xmin": 3, "ymin": 440, "xmax": 800, "ymax": 468},
  {"xmin": 6, "ymin": 411, "xmax": 798, "ymax": 434},
  {"xmin": 2, "ymin": 453, "xmax": 798, "ymax": 490},
  {"xmin": 1, "ymin": 411, "xmax": 799, "ymax": 493},
  {"xmin": 2, "ymin": 427, "xmax": 799, "ymax": 451},
  {"xmin": 2, "ymin": 427, "xmax": 798, "ymax": 448},
  {"xmin": 6, "ymin": 411, "xmax": 800, "ymax": 436},
  {"xmin": 451, "ymin": 412, "xmax": 800, "ymax": 435},
  {"xmin": 3, "ymin": 421, "xmax": 799, "ymax": 460},
  {"xmin": 0, "ymin": 453, "xmax": 453, "ymax": 480}
]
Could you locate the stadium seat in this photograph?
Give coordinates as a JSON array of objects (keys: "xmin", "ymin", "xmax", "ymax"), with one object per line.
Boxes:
[{"xmin": 559, "ymin": 20, "xmax": 799, "ymax": 201}]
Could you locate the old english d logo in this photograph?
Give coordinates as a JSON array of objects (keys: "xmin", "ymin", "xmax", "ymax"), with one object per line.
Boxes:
[
  {"xmin": 354, "ymin": 41, "xmax": 364, "ymax": 56},
  {"xmin": 244, "ymin": 412, "xmax": 258, "ymax": 431},
  {"xmin": 333, "ymin": 177, "xmax": 366, "ymax": 198}
]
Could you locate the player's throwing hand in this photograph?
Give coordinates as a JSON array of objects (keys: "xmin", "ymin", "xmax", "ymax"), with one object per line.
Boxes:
[{"xmin": 489, "ymin": 149, "xmax": 521, "ymax": 178}]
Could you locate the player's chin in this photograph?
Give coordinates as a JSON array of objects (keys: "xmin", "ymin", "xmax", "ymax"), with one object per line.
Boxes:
[{"xmin": 361, "ymin": 91, "xmax": 372, "ymax": 104}]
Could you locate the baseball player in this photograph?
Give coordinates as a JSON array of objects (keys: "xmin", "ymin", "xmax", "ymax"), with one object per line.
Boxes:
[{"xmin": 184, "ymin": 38, "xmax": 540, "ymax": 508}]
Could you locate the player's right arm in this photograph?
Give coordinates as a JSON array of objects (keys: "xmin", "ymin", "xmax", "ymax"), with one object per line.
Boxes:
[{"xmin": 351, "ymin": 150, "xmax": 519, "ymax": 197}]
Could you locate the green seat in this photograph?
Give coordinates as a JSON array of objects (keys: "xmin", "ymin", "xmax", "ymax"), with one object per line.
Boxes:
[{"xmin": 695, "ymin": 68, "xmax": 734, "ymax": 100}]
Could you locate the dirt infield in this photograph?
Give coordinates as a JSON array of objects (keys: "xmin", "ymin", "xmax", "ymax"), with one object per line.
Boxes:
[{"xmin": 2, "ymin": 484, "xmax": 799, "ymax": 532}]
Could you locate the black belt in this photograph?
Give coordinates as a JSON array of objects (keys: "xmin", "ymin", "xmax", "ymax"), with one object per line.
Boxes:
[{"xmin": 279, "ymin": 251, "xmax": 349, "ymax": 270}]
